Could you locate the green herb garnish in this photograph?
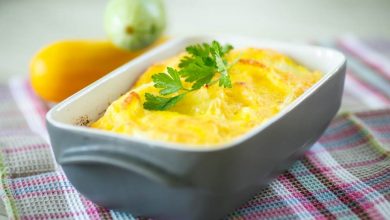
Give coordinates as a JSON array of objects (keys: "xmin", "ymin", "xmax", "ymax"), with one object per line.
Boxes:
[{"xmin": 143, "ymin": 40, "xmax": 234, "ymax": 110}]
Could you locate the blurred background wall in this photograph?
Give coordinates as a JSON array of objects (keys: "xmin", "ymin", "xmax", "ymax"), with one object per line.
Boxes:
[{"xmin": 0, "ymin": 0, "xmax": 389, "ymax": 80}]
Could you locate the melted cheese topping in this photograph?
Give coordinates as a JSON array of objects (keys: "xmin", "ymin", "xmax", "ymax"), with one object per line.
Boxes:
[{"xmin": 90, "ymin": 48, "xmax": 322, "ymax": 146}]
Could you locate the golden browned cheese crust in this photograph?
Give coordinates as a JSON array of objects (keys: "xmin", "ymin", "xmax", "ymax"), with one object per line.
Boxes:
[{"xmin": 90, "ymin": 48, "xmax": 322, "ymax": 146}]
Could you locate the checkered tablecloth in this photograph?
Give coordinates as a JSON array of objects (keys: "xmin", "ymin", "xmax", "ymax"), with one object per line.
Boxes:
[{"xmin": 1, "ymin": 36, "xmax": 390, "ymax": 219}]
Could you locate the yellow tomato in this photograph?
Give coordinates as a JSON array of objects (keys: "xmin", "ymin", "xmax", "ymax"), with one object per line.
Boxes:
[{"xmin": 30, "ymin": 38, "xmax": 165, "ymax": 103}]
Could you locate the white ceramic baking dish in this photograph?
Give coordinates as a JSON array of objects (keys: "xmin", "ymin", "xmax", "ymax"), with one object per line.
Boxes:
[{"xmin": 46, "ymin": 35, "xmax": 346, "ymax": 220}]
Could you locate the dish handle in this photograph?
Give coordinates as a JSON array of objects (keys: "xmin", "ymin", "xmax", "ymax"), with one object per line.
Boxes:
[{"xmin": 58, "ymin": 145, "xmax": 187, "ymax": 187}]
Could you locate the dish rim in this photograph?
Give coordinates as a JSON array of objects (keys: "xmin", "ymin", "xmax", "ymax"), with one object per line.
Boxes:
[{"xmin": 46, "ymin": 35, "xmax": 346, "ymax": 152}]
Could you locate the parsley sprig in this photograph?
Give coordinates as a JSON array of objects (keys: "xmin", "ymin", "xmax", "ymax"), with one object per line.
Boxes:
[{"xmin": 143, "ymin": 41, "xmax": 234, "ymax": 111}]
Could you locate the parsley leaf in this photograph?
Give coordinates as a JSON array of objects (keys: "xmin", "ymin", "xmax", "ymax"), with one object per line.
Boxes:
[
  {"xmin": 186, "ymin": 43, "xmax": 211, "ymax": 58},
  {"xmin": 179, "ymin": 58, "xmax": 215, "ymax": 89},
  {"xmin": 179, "ymin": 44, "xmax": 213, "ymax": 69},
  {"xmin": 214, "ymin": 50, "xmax": 232, "ymax": 88},
  {"xmin": 152, "ymin": 67, "xmax": 183, "ymax": 95},
  {"xmin": 144, "ymin": 40, "xmax": 236, "ymax": 111},
  {"xmin": 179, "ymin": 40, "xmax": 233, "ymax": 89},
  {"xmin": 222, "ymin": 44, "xmax": 233, "ymax": 54},
  {"xmin": 143, "ymin": 93, "xmax": 185, "ymax": 110}
]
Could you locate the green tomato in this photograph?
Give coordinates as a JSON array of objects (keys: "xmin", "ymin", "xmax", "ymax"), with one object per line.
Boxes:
[{"xmin": 104, "ymin": 0, "xmax": 166, "ymax": 51}]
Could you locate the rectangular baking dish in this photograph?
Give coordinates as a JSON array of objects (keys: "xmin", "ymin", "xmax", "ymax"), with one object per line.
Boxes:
[{"xmin": 46, "ymin": 35, "xmax": 346, "ymax": 220}]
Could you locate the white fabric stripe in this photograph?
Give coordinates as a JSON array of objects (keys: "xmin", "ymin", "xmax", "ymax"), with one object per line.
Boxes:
[
  {"xmin": 8, "ymin": 77, "xmax": 49, "ymax": 143},
  {"xmin": 312, "ymin": 143, "xmax": 390, "ymax": 217},
  {"xmin": 270, "ymin": 180, "xmax": 316, "ymax": 219},
  {"xmin": 339, "ymin": 35, "xmax": 390, "ymax": 79},
  {"xmin": 344, "ymin": 74, "xmax": 389, "ymax": 108},
  {"xmin": 8, "ymin": 77, "xmax": 57, "ymax": 171}
]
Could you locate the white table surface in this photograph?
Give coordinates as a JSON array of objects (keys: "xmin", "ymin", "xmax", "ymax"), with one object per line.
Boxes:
[{"xmin": 0, "ymin": 0, "xmax": 389, "ymax": 218}]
